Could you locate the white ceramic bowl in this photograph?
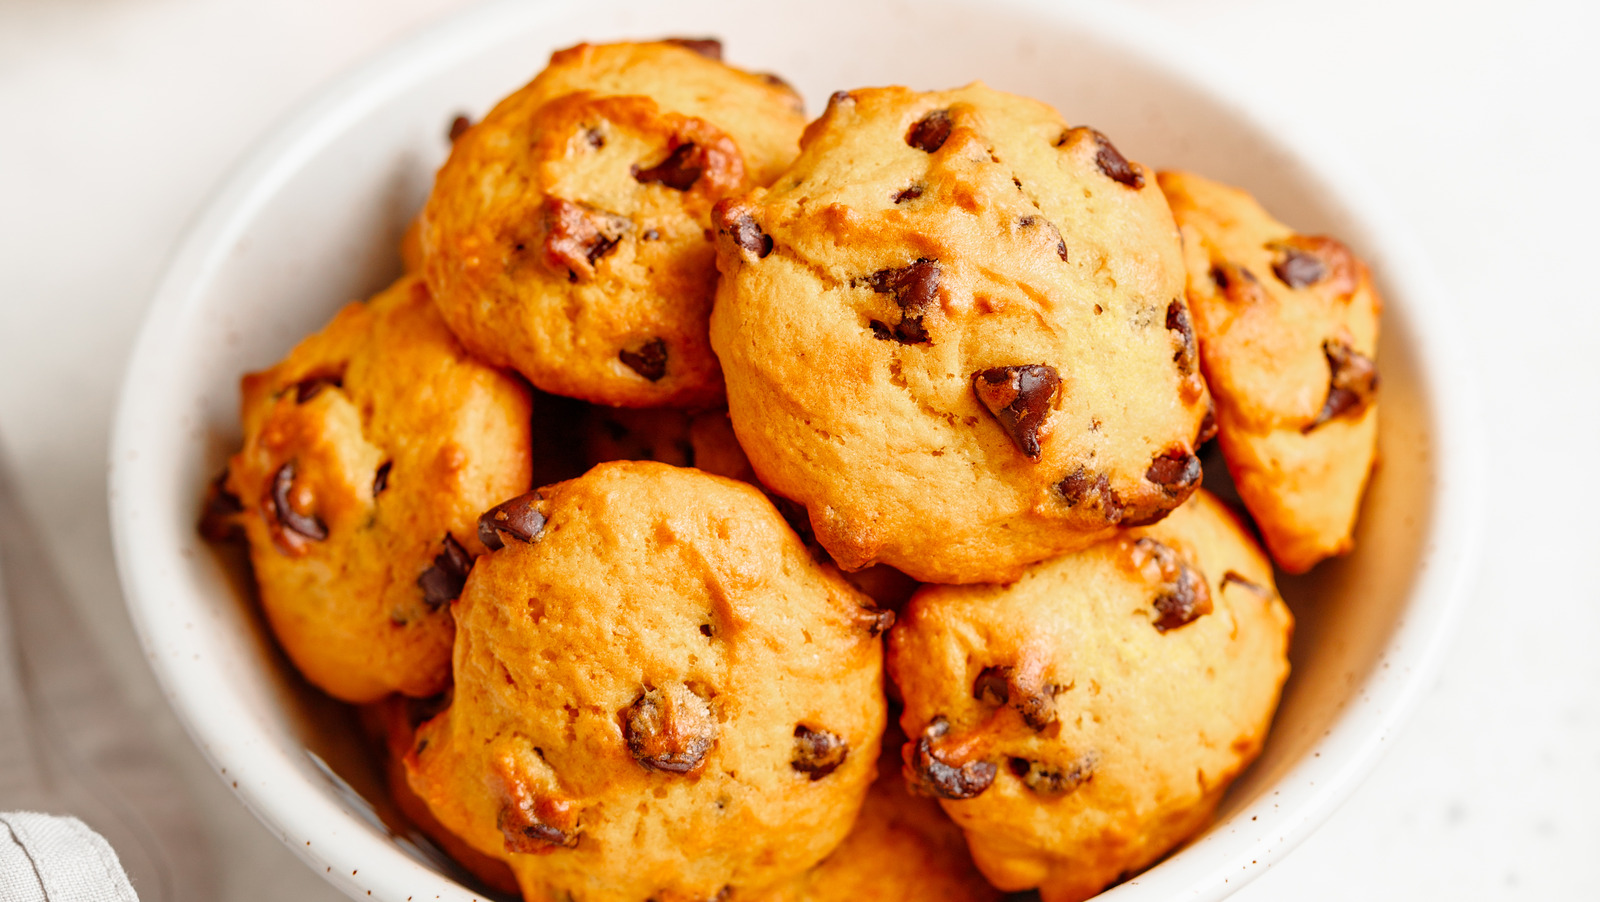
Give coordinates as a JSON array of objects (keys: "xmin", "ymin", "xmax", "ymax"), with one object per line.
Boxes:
[{"xmin": 110, "ymin": 1, "xmax": 1485, "ymax": 899}]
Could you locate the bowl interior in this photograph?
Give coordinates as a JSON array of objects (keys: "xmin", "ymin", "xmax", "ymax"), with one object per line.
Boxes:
[{"xmin": 111, "ymin": 1, "xmax": 1471, "ymax": 900}]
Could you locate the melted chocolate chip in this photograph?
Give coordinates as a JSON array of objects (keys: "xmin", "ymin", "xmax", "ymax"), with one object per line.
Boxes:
[
  {"xmin": 1166, "ymin": 299, "xmax": 1198, "ymax": 376},
  {"xmin": 791, "ymin": 725, "xmax": 849, "ymax": 780},
  {"xmin": 540, "ymin": 197, "xmax": 630, "ymax": 280},
  {"xmin": 971, "ymin": 665, "xmax": 1057, "ymax": 731},
  {"xmin": 1089, "ymin": 129, "xmax": 1143, "ymax": 188},
  {"xmin": 723, "ymin": 207, "xmax": 773, "ymax": 259},
  {"xmin": 447, "ymin": 114, "xmax": 472, "ymax": 143},
  {"xmin": 892, "ymin": 185, "xmax": 924, "ymax": 204},
  {"xmin": 293, "ymin": 374, "xmax": 341, "ymax": 403},
  {"xmin": 665, "ymin": 37, "xmax": 722, "ymax": 60},
  {"xmin": 1221, "ymin": 570, "xmax": 1270, "ymax": 596},
  {"xmin": 1009, "ymin": 754, "xmax": 1096, "ymax": 796},
  {"xmin": 584, "ymin": 127, "xmax": 605, "ymax": 149},
  {"xmin": 852, "ymin": 606, "xmax": 896, "ymax": 637},
  {"xmin": 1196, "ymin": 402, "xmax": 1218, "ymax": 446},
  {"xmin": 623, "ymin": 686, "xmax": 717, "ymax": 775},
  {"xmin": 1273, "ymin": 245, "xmax": 1327, "ymax": 288},
  {"xmin": 905, "ymin": 718, "xmax": 996, "ymax": 800},
  {"xmin": 478, "ymin": 492, "xmax": 546, "ymax": 550},
  {"xmin": 1211, "ymin": 263, "xmax": 1265, "ymax": 304},
  {"xmin": 865, "ymin": 259, "xmax": 940, "ymax": 345},
  {"xmin": 1146, "ymin": 449, "xmax": 1202, "ymax": 495},
  {"xmin": 498, "ymin": 795, "xmax": 579, "ymax": 853},
  {"xmin": 1305, "ymin": 339, "xmax": 1379, "ymax": 432},
  {"xmin": 620, "ymin": 338, "xmax": 669, "ymax": 381},
  {"xmin": 1056, "ymin": 467, "xmax": 1125, "ymax": 523},
  {"xmin": 972, "ymin": 365, "xmax": 1060, "ymax": 460},
  {"xmin": 906, "ymin": 109, "xmax": 953, "ymax": 153},
  {"xmin": 1135, "ymin": 537, "xmax": 1213, "ymax": 632},
  {"xmin": 632, "ymin": 143, "xmax": 704, "ymax": 191},
  {"xmin": 197, "ymin": 469, "xmax": 244, "ymax": 542},
  {"xmin": 417, "ymin": 534, "xmax": 472, "ymax": 609},
  {"xmin": 270, "ymin": 461, "xmax": 327, "ymax": 542},
  {"xmin": 372, "ymin": 461, "xmax": 392, "ymax": 498}
]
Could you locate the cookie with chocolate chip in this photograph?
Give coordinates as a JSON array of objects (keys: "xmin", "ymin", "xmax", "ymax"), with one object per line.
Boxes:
[
  {"xmin": 583, "ymin": 406, "xmax": 757, "ymax": 484},
  {"xmin": 887, "ymin": 490, "xmax": 1291, "ymax": 902},
  {"xmin": 421, "ymin": 39, "xmax": 806, "ymax": 407},
  {"xmin": 404, "ymin": 462, "xmax": 887, "ymax": 902},
  {"xmin": 222, "ymin": 275, "xmax": 532, "ymax": 702},
  {"xmin": 1157, "ymin": 170, "xmax": 1381, "ymax": 572},
  {"xmin": 710, "ymin": 84, "xmax": 1210, "ymax": 584}
]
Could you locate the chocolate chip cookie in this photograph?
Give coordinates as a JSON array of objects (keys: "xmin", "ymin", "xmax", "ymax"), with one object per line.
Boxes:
[
  {"xmin": 221, "ymin": 275, "xmax": 532, "ymax": 702},
  {"xmin": 710, "ymin": 85, "xmax": 1210, "ymax": 584},
  {"xmin": 887, "ymin": 490, "xmax": 1292, "ymax": 902},
  {"xmin": 1158, "ymin": 170, "xmax": 1381, "ymax": 572},
  {"xmin": 422, "ymin": 40, "xmax": 806, "ymax": 407},
  {"xmin": 404, "ymin": 462, "xmax": 888, "ymax": 902}
]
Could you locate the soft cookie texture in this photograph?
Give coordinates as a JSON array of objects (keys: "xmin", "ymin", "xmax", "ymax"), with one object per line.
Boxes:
[
  {"xmin": 754, "ymin": 728, "xmax": 1001, "ymax": 902},
  {"xmin": 223, "ymin": 275, "xmax": 531, "ymax": 702},
  {"xmin": 710, "ymin": 84, "xmax": 1210, "ymax": 584},
  {"xmin": 1158, "ymin": 170, "xmax": 1381, "ymax": 573},
  {"xmin": 405, "ymin": 462, "xmax": 887, "ymax": 902},
  {"xmin": 887, "ymin": 490, "xmax": 1291, "ymax": 902},
  {"xmin": 422, "ymin": 40, "xmax": 806, "ymax": 407}
]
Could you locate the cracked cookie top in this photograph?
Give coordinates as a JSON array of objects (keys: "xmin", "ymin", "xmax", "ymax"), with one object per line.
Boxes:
[
  {"xmin": 709, "ymin": 84, "xmax": 1211, "ymax": 583},
  {"xmin": 421, "ymin": 40, "xmax": 806, "ymax": 407}
]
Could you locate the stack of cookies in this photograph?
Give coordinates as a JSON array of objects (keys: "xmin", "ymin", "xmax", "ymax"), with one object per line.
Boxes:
[{"xmin": 202, "ymin": 37, "xmax": 1381, "ymax": 902}]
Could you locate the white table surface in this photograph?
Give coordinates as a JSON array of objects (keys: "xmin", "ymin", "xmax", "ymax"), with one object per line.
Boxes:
[{"xmin": 1, "ymin": 0, "xmax": 1595, "ymax": 899}]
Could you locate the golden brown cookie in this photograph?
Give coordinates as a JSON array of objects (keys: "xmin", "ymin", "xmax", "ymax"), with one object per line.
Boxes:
[
  {"xmin": 405, "ymin": 462, "xmax": 888, "ymax": 902},
  {"xmin": 710, "ymin": 84, "xmax": 1211, "ymax": 584},
  {"xmin": 363, "ymin": 696, "xmax": 520, "ymax": 896},
  {"xmin": 583, "ymin": 406, "xmax": 757, "ymax": 483},
  {"xmin": 887, "ymin": 490, "xmax": 1292, "ymax": 902},
  {"xmin": 421, "ymin": 40, "xmax": 806, "ymax": 407},
  {"xmin": 754, "ymin": 727, "xmax": 1001, "ymax": 902},
  {"xmin": 222, "ymin": 275, "xmax": 531, "ymax": 702},
  {"xmin": 1158, "ymin": 170, "xmax": 1380, "ymax": 573}
]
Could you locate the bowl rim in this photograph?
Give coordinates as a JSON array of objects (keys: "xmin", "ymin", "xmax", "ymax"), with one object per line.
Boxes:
[{"xmin": 108, "ymin": 1, "xmax": 1487, "ymax": 900}]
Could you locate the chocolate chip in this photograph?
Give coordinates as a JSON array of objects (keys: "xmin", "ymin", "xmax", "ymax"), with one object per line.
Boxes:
[
  {"xmin": 973, "ymin": 666, "xmax": 1012, "ymax": 706},
  {"xmin": 1211, "ymin": 263, "xmax": 1265, "ymax": 304},
  {"xmin": 1134, "ymin": 537, "xmax": 1213, "ymax": 632},
  {"xmin": 1088, "ymin": 129, "xmax": 1143, "ymax": 188},
  {"xmin": 632, "ymin": 142, "xmax": 705, "ymax": 191},
  {"xmin": 269, "ymin": 461, "xmax": 327, "ymax": 543},
  {"xmin": 584, "ymin": 127, "xmax": 605, "ymax": 149},
  {"xmin": 1146, "ymin": 448, "xmax": 1201, "ymax": 495},
  {"xmin": 791, "ymin": 725, "xmax": 849, "ymax": 780},
  {"xmin": 293, "ymin": 374, "xmax": 341, "ymax": 403},
  {"xmin": 868, "ymin": 320, "xmax": 894, "ymax": 341},
  {"xmin": 828, "ymin": 90, "xmax": 852, "ymax": 107},
  {"xmin": 417, "ymin": 533, "xmax": 472, "ymax": 609},
  {"xmin": 664, "ymin": 37, "xmax": 722, "ymax": 60},
  {"xmin": 620, "ymin": 338, "xmax": 669, "ymax": 381},
  {"xmin": 623, "ymin": 686, "xmax": 717, "ymax": 775},
  {"xmin": 906, "ymin": 109, "xmax": 953, "ymax": 153},
  {"xmin": 447, "ymin": 114, "xmax": 472, "ymax": 143},
  {"xmin": 892, "ymin": 185, "xmax": 924, "ymax": 204},
  {"xmin": 1166, "ymin": 299, "xmax": 1198, "ymax": 376},
  {"xmin": 478, "ymin": 492, "xmax": 546, "ymax": 550},
  {"xmin": 851, "ymin": 605, "xmax": 896, "ymax": 637},
  {"xmin": 971, "ymin": 665, "xmax": 1057, "ymax": 731},
  {"xmin": 197, "ymin": 469, "xmax": 244, "ymax": 542},
  {"xmin": 1056, "ymin": 466, "xmax": 1125, "ymax": 523},
  {"xmin": 1305, "ymin": 339, "xmax": 1379, "ymax": 432},
  {"xmin": 372, "ymin": 461, "xmax": 391, "ymax": 498},
  {"xmin": 1273, "ymin": 245, "xmax": 1326, "ymax": 288},
  {"xmin": 722, "ymin": 206, "xmax": 773, "ymax": 259},
  {"xmin": 1056, "ymin": 237, "xmax": 1070, "ymax": 262},
  {"xmin": 641, "ymin": 228, "xmax": 660, "ymax": 241},
  {"xmin": 973, "ymin": 365, "xmax": 1060, "ymax": 460},
  {"xmin": 865, "ymin": 259, "xmax": 940, "ymax": 344},
  {"xmin": 1009, "ymin": 754, "xmax": 1096, "ymax": 796},
  {"xmin": 1196, "ymin": 402, "xmax": 1218, "ymax": 446},
  {"xmin": 905, "ymin": 718, "xmax": 996, "ymax": 800},
  {"xmin": 498, "ymin": 794, "xmax": 579, "ymax": 853},
  {"xmin": 540, "ymin": 197, "xmax": 630, "ymax": 280}
]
